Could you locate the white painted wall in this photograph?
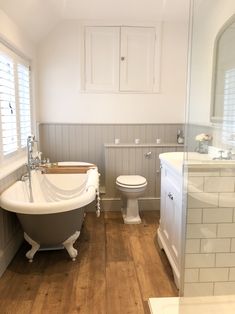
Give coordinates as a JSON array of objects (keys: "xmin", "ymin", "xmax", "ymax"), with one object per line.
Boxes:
[
  {"xmin": 38, "ymin": 20, "xmax": 189, "ymax": 123},
  {"xmin": 189, "ymin": 0, "xmax": 235, "ymax": 125},
  {"xmin": 0, "ymin": 9, "xmax": 37, "ymax": 127}
]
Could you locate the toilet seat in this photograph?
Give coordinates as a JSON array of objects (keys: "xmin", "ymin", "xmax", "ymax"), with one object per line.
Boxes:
[{"xmin": 116, "ymin": 175, "xmax": 147, "ymax": 188}]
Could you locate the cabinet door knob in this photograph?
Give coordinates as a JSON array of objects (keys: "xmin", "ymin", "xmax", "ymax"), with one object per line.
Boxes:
[
  {"xmin": 168, "ymin": 192, "xmax": 174, "ymax": 200},
  {"xmin": 121, "ymin": 56, "xmax": 125, "ymax": 61}
]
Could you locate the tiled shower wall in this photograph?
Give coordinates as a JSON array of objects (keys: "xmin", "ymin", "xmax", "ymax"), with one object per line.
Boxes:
[
  {"xmin": 0, "ymin": 166, "xmax": 25, "ymax": 277},
  {"xmin": 39, "ymin": 123, "xmax": 184, "ymax": 186},
  {"xmin": 184, "ymin": 166, "xmax": 235, "ymax": 296}
]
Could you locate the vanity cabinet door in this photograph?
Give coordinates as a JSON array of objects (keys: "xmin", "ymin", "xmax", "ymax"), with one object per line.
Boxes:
[
  {"xmin": 158, "ymin": 162, "xmax": 182, "ymax": 288},
  {"xmin": 165, "ymin": 179, "xmax": 181, "ymax": 264}
]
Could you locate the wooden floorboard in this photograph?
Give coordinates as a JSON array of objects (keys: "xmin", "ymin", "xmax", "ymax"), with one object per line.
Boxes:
[{"xmin": 0, "ymin": 211, "xmax": 178, "ymax": 314}]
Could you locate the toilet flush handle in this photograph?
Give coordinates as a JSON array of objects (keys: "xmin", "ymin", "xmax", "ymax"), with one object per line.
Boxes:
[{"xmin": 144, "ymin": 151, "xmax": 152, "ymax": 159}]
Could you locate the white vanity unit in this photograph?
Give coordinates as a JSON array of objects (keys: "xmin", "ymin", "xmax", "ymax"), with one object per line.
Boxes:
[
  {"xmin": 158, "ymin": 152, "xmax": 184, "ymax": 289},
  {"xmin": 158, "ymin": 151, "xmax": 235, "ymax": 296}
]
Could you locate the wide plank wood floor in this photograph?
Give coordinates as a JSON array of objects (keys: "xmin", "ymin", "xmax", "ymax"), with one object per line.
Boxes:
[{"xmin": 0, "ymin": 211, "xmax": 178, "ymax": 314}]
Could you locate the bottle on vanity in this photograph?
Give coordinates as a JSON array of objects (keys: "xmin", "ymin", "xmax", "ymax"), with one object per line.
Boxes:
[{"xmin": 177, "ymin": 129, "xmax": 184, "ymax": 144}]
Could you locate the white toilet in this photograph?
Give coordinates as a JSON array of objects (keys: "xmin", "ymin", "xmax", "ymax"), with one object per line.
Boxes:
[{"xmin": 116, "ymin": 175, "xmax": 147, "ymax": 224}]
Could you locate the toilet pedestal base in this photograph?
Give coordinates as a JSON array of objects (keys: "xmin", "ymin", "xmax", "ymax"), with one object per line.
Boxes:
[{"xmin": 122, "ymin": 198, "xmax": 141, "ymax": 224}]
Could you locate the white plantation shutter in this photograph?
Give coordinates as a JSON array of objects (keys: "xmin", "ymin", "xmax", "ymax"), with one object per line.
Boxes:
[
  {"xmin": 18, "ymin": 64, "xmax": 31, "ymax": 148},
  {"xmin": 0, "ymin": 53, "xmax": 18, "ymax": 155},
  {"xmin": 222, "ymin": 68, "xmax": 235, "ymax": 143},
  {"xmin": 0, "ymin": 42, "xmax": 32, "ymax": 162}
]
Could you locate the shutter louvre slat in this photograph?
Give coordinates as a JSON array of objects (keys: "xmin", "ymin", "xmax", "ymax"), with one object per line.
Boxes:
[{"xmin": 0, "ymin": 47, "xmax": 31, "ymax": 157}]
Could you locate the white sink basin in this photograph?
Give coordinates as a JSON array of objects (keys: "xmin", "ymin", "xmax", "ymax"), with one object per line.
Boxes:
[{"xmin": 159, "ymin": 152, "xmax": 235, "ymax": 174}]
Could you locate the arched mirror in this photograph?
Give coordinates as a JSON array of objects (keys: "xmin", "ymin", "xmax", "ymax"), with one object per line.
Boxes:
[{"xmin": 211, "ymin": 15, "xmax": 235, "ymax": 124}]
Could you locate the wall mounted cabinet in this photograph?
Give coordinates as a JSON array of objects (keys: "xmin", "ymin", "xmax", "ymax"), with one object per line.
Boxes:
[{"xmin": 85, "ymin": 25, "xmax": 161, "ymax": 92}]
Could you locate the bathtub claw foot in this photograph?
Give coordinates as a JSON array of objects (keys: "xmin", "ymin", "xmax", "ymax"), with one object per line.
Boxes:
[
  {"xmin": 24, "ymin": 232, "xmax": 40, "ymax": 261},
  {"xmin": 63, "ymin": 231, "xmax": 80, "ymax": 261}
]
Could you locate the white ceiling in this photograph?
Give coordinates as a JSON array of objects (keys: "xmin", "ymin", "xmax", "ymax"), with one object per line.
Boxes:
[{"xmin": 0, "ymin": 0, "xmax": 190, "ymax": 43}]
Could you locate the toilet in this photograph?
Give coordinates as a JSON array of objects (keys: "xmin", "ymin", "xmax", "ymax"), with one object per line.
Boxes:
[{"xmin": 116, "ymin": 175, "xmax": 147, "ymax": 224}]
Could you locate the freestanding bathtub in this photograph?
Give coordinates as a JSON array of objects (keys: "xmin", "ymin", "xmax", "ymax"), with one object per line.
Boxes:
[{"xmin": 0, "ymin": 166, "xmax": 100, "ymax": 262}]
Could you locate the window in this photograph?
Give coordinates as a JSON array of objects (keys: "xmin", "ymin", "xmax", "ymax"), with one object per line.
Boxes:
[
  {"xmin": 221, "ymin": 68, "xmax": 235, "ymax": 144},
  {"xmin": 0, "ymin": 42, "xmax": 32, "ymax": 163}
]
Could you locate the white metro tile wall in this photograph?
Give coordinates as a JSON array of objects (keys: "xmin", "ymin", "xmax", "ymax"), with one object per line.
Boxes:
[
  {"xmin": 183, "ymin": 166, "xmax": 235, "ymax": 297},
  {"xmin": 199, "ymin": 268, "xmax": 229, "ymax": 282},
  {"xmin": 185, "ymin": 239, "xmax": 200, "ymax": 253},
  {"xmin": 219, "ymin": 193, "xmax": 235, "ymax": 207},
  {"xmin": 200, "ymin": 239, "xmax": 231, "ymax": 253},
  {"xmin": 184, "ymin": 283, "xmax": 214, "ymax": 297},
  {"xmin": 186, "ymin": 224, "xmax": 217, "ymax": 238},
  {"xmin": 185, "ymin": 254, "xmax": 215, "ymax": 268},
  {"xmin": 187, "ymin": 208, "xmax": 202, "ymax": 223},
  {"xmin": 188, "ymin": 193, "xmax": 219, "ymax": 208},
  {"xmin": 202, "ymin": 208, "xmax": 233, "ymax": 223},
  {"xmin": 184, "ymin": 269, "xmax": 199, "ymax": 282},
  {"xmin": 204, "ymin": 177, "xmax": 234, "ymax": 192}
]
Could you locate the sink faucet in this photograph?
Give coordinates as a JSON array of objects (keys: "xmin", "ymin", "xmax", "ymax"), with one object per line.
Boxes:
[
  {"xmin": 213, "ymin": 150, "xmax": 225, "ymax": 160},
  {"xmin": 213, "ymin": 149, "xmax": 234, "ymax": 160}
]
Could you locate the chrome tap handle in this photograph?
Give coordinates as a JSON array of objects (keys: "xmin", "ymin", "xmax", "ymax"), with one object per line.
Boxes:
[
  {"xmin": 218, "ymin": 150, "xmax": 224, "ymax": 157},
  {"xmin": 144, "ymin": 151, "xmax": 152, "ymax": 159}
]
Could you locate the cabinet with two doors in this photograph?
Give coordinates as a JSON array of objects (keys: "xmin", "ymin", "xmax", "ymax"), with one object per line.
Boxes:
[{"xmin": 84, "ymin": 25, "xmax": 161, "ymax": 92}]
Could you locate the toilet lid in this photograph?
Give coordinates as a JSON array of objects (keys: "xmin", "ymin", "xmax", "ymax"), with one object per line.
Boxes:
[{"xmin": 116, "ymin": 175, "xmax": 147, "ymax": 186}]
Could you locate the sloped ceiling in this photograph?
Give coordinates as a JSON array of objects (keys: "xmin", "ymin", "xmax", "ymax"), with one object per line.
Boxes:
[{"xmin": 0, "ymin": 0, "xmax": 189, "ymax": 43}]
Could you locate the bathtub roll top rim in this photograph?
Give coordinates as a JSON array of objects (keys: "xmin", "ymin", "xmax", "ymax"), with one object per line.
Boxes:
[{"xmin": 0, "ymin": 167, "xmax": 99, "ymax": 215}]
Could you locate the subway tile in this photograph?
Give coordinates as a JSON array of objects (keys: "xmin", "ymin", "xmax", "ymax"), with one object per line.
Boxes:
[
  {"xmin": 185, "ymin": 239, "xmax": 200, "ymax": 253},
  {"xmin": 217, "ymin": 224, "xmax": 235, "ymax": 238},
  {"xmin": 188, "ymin": 193, "xmax": 218, "ymax": 208},
  {"xmin": 184, "ymin": 269, "xmax": 199, "ymax": 283},
  {"xmin": 201, "ymin": 239, "xmax": 231, "ymax": 253},
  {"xmin": 204, "ymin": 177, "xmax": 234, "ymax": 192},
  {"xmin": 216, "ymin": 253, "xmax": 235, "ymax": 267},
  {"xmin": 184, "ymin": 283, "xmax": 214, "ymax": 297},
  {"xmin": 187, "ymin": 209, "xmax": 202, "ymax": 223},
  {"xmin": 220, "ymin": 169, "xmax": 235, "ymax": 177},
  {"xmin": 188, "ymin": 169, "xmax": 220, "ymax": 177},
  {"xmin": 219, "ymin": 193, "xmax": 235, "ymax": 207},
  {"xmin": 202, "ymin": 207, "xmax": 233, "ymax": 223},
  {"xmin": 229, "ymin": 268, "xmax": 235, "ymax": 281},
  {"xmin": 230, "ymin": 238, "xmax": 235, "ymax": 252},
  {"xmin": 188, "ymin": 177, "xmax": 204, "ymax": 193},
  {"xmin": 199, "ymin": 268, "xmax": 229, "ymax": 282},
  {"xmin": 214, "ymin": 282, "xmax": 235, "ymax": 295},
  {"xmin": 185, "ymin": 253, "xmax": 215, "ymax": 268},
  {"xmin": 186, "ymin": 224, "xmax": 217, "ymax": 239}
]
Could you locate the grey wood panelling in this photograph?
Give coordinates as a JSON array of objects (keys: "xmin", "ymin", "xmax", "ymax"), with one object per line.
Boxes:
[
  {"xmin": 39, "ymin": 123, "xmax": 184, "ymax": 186},
  {"xmin": 104, "ymin": 145, "xmax": 184, "ymax": 198},
  {"xmin": 0, "ymin": 166, "xmax": 25, "ymax": 277}
]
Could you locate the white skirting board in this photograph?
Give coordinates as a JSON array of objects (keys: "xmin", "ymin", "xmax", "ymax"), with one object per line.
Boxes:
[{"xmin": 148, "ymin": 296, "xmax": 235, "ymax": 314}]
